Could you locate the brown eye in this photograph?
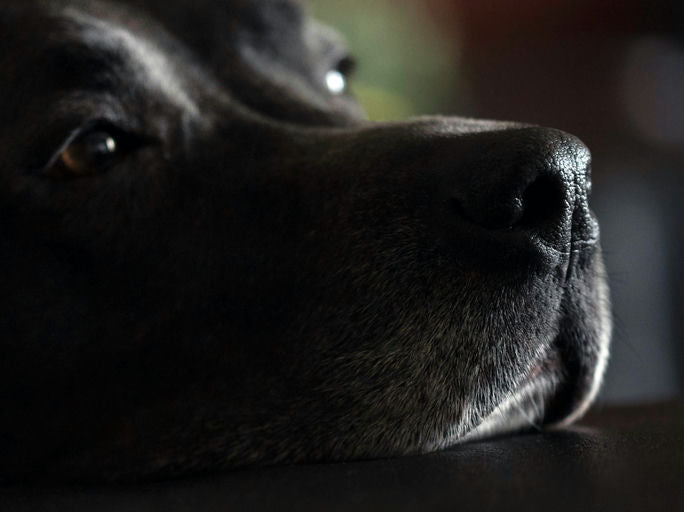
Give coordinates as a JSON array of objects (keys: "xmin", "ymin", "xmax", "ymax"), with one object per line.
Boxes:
[
  {"xmin": 54, "ymin": 131, "xmax": 119, "ymax": 176},
  {"xmin": 43, "ymin": 121, "xmax": 149, "ymax": 179}
]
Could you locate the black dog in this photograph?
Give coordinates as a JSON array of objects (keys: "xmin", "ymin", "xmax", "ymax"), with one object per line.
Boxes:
[{"xmin": 0, "ymin": 0, "xmax": 611, "ymax": 482}]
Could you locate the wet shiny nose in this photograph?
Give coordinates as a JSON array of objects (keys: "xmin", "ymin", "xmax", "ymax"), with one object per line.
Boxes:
[{"xmin": 448, "ymin": 127, "xmax": 594, "ymax": 252}]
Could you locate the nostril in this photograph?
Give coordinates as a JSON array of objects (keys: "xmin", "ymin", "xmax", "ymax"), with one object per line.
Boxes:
[
  {"xmin": 449, "ymin": 174, "xmax": 567, "ymax": 232},
  {"xmin": 443, "ymin": 127, "xmax": 589, "ymax": 240},
  {"xmin": 448, "ymin": 196, "xmax": 522, "ymax": 231},
  {"xmin": 516, "ymin": 175, "xmax": 566, "ymax": 229}
]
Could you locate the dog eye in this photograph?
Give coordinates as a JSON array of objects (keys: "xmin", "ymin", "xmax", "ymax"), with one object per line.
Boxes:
[
  {"xmin": 326, "ymin": 56, "xmax": 356, "ymax": 95},
  {"xmin": 45, "ymin": 124, "xmax": 141, "ymax": 178}
]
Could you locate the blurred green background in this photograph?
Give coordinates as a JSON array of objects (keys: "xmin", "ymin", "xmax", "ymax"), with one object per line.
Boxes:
[{"xmin": 311, "ymin": 0, "xmax": 465, "ymax": 121}]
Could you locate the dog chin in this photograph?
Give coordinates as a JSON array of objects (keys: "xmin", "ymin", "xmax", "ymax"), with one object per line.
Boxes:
[
  {"xmin": 456, "ymin": 358, "xmax": 584, "ymax": 444},
  {"xmin": 461, "ymin": 374, "xmax": 559, "ymax": 443}
]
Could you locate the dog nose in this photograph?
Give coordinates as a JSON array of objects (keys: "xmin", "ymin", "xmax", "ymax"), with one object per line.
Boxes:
[{"xmin": 448, "ymin": 127, "xmax": 594, "ymax": 251}]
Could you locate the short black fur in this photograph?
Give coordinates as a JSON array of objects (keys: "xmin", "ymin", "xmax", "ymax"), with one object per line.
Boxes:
[{"xmin": 0, "ymin": 0, "xmax": 610, "ymax": 482}]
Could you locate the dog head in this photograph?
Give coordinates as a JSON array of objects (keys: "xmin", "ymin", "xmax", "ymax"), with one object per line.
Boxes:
[{"xmin": 0, "ymin": 0, "xmax": 611, "ymax": 481}]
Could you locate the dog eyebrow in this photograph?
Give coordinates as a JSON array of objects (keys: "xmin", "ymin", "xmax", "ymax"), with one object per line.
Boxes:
[{"xmin": 58, "ymin": 7, "xmax": 200, "ymax": 118}]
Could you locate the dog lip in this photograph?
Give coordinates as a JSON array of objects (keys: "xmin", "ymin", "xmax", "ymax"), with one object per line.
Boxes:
[
  {"xmin": 539, "ymin": 319, "xmax": 608, "ymax": 428},
  {"xmin": 461, "ymin": 365, "xmax": 559, "ymax": 443},
  {"xmin": 462, "ymin": 337, "xmax": 589, "ymax": 444},
  {"xmin": 527, "ymin": 350, "xmax": 562, "ymax": 382}
]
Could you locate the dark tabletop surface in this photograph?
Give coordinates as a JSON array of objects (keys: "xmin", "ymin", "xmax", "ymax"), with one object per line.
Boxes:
[{"xmin": 2, "ymin": 398, "xmax": 683, "ymax": 512}]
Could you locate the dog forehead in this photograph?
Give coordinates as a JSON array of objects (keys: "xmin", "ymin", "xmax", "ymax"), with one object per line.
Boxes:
[
  {"xmin": 94, "ymin": 0, "xmax": 309, "ymax": 49},
  {"xmin": 0, "ymin": 0, "xmax": 359, "ymax": 147},
  {"xmin": 60, "ymin": 5, "xmax": 200, "ymax": 117},
  {"xmin": 137, "ymin": 0, "xmax": 307, "ymax": 27},
  {"xmin": 43, "ymin": 0, "xmax": 331, "ymax": 113}
]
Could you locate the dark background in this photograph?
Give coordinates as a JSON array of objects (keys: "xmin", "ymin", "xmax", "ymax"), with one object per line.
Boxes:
[{"xmin": 313, "ymin": 0, "xmax": 684, "ymax": 404}]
